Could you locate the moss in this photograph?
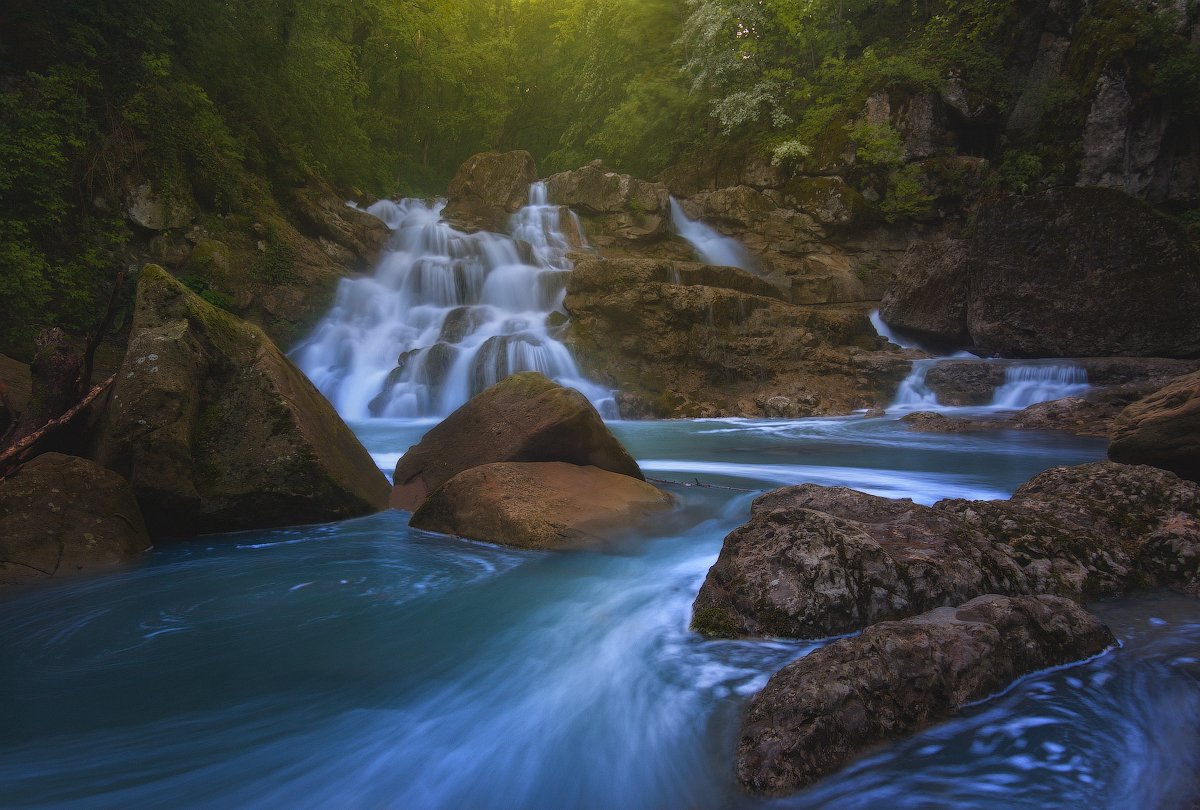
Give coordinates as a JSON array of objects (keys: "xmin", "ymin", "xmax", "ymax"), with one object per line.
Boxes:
[{"xmin": 691, "ymin": 606, "xmax": 741, "ymax": 639}]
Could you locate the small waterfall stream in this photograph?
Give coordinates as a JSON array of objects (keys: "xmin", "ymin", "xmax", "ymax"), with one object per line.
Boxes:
[
  {"xmin": 295, "ymin": 184, "xmax": 616, "ymax": 420},
  {"xmin": 669, "ymin": 198, "xmax": 756, "ymax": 272},
  {"xmin": 872, "ymin": 310, "xmax": 1091, "ymax": 412}
]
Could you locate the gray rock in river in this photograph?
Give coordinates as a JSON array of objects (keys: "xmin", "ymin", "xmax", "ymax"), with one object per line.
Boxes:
[
  {"xmin": 692, "ymin": 461, "xmax": 1200, "ymax": 639},
  {"xmin": 0, "ymin": 453, "xmax": 151, "ymax": 589},
  {"xmin": 95, "ymin": 265, "xmax": 391, "ymax": 536},
  {"xmin": 737, "ymin": 594, "xmax": 1115, "ymax": 795}
]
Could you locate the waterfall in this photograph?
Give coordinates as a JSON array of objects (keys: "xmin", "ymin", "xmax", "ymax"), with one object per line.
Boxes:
[
  {"xmin": 990, "ymin": 364, "xmax": 1089, "ymax": 409},
  {"xmin": 295, "ymin": 184, "xmax": 617, "ymax": 420},
  {"xmin": 669, "ymin": 198, "xmax": 756, "ymax": 272},
  {"xmin": 869, "ymin": 309, "xmax": 925, "ymax": 350}
]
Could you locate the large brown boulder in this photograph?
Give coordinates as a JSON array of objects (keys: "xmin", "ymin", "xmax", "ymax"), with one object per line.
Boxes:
[
  {"xmin": 737, "ymin": 594, "xmax": 1115, "ymax": 795},
  {"xmin": 545, "ymin": 162, "xmax": 672, "ymax": 246},
  {"xmin": 95, "ymin": 266, "xmax": 390, "ymax": 536},
  {"xmin": 390, "ymin": 372, "xmax": 642, "ymax": 510},
  {"xmin": 443, "ymin": 151, "xmax": 538, "ymax": 231},
  {"xmin": 564, "ymin": 257, "xmax": 909, "ymax": 418},
  {"xmin": 410, "ymin": 462, "xmax": 671, "ymax": 549},
  {"xmin": 0, "ymin": 453, "xmax": 151, "ymax": 588},
  {"xmin": 880, "ymin": 188, "xmax": 1200, "ymax": 357},
  {"xmin": 692, "ymin": 461, "xmax": 1200, "ymax": 639},
  {"xmin": 1110, "ymin": 370, "xmax": 1200, "ymax": 482}
]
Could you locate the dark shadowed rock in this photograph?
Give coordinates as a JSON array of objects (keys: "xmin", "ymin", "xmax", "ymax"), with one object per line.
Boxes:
[
  {"xmin": 411, "ymin": 461, "xmax": 671, "ymax": 550},
  {"xmin": 692, "ymin": 462, "xmax": 1199, "ymax": 639},
  {"xmin": 390, "ymin": 372, "xmax": 642, "ymax": 510},
  {"xmin": 736, "ymin": 595, "xmax": 1114, "ymax": 795},
  {"xmin": 880, "ymin": 188, "xmax": 1200, "ymax": 357},
  {"xmin": 443, "ymin": 151, "xmax": 538, "ymax": 231},
  {"xmin": 95, "ymin": 266, "xmax": 390, "ymax": 536},
  {"xmin": 1110, "ymin": 370, "xmax": 1200, "ymax": 482},
  {"xmin": 0, "ymin": 453, "xmax": 150, "ymax": 588}
]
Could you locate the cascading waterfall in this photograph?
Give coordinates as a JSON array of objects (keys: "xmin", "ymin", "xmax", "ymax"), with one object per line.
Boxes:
[
  {"xmin": 669, "ymin": 197, "xmax": 756, "ymax": 272},
  {"xmin": 872, "ymin": 311, "xmax": 1090, "ymax": 412},
  {"xmin": 295, "ymin": 184, "xmax": 617, "ymax": 420}
]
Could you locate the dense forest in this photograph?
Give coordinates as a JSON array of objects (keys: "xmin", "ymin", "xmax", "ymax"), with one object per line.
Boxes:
[{"xmin": 4, "ymin": 0, "xmax": 1199, "ymax": 359}]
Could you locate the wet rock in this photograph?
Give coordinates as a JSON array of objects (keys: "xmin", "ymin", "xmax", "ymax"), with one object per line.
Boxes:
[
  {"xmin": 1110, "ymin": 370, "xmax": 1200, "ymax": 482},
  {"xmin": 880, "ymin": 188, "xmax": 1200, "ymax": 357},
  {"xmin": 9, "ymin": 328, "xmax": 83, "ymax": 444},
  {"xmin": 0, "ymin": 453, "xmax": 151, "ymax": 588},
  {"xmin": 899, "ymin": 411, "xmax": 996, "ymax": 433},
  {"xmin": 390, "ymin": 372, "xmax": 642, "ymax": 510},
  {"xmin": 736, "ymin": 594, "xmax": 1115, "ymax": 795},
  {"xmin": 564, "ymin": 257, "xmax": 909, "ymax": 418},
  {"xmin": 443, "ymin": 151, "xmax": 538, "ymax": 232},
  {"xmin": 410, "ymin": 461, "xmax": 671, "ymax": 550},
  {"xmin": 95, "ymin": 266, "xmax": 390, "ymax": 536},
  {"xmin": 545, "ymin": 162, "xmax": 672, "ymax": 246},
  {"xmin": 692, "ymin": 462, "xmax": 1200, "ymax": 639}
]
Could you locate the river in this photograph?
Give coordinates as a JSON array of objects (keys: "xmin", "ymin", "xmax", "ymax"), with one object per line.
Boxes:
[{"xmin": 2, "ymin": 416, "xmax": 1197, "ymax": 809}]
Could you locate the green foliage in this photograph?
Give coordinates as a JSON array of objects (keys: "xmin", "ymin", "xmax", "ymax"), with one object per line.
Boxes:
[
  {"xmin": 997, "ymin": 151, "xmax": 1045, "ymax": 194},
  {"xmin": 881, "ymin": 164, "xmax": 935, "ymax": 223}
]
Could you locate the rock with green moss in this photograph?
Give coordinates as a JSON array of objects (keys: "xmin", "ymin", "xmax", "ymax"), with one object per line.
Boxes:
[
  {"xmin": 391, "ymin": 372, "xmax": 642, "ymax": 510},
  {"xmin": 95, "ymin": 265, "xmax": 390, "ymax": 536},
  {"xmin": 692, "ymin": 461, "xmax": 1200, "ymax": 639},
  {"xmin": 0, "ymin": 453, "xmax": 151, "ymax": 589},
  {"xmin": 411, "ymin": 461, "xmax": 671, "ymax": 550}
]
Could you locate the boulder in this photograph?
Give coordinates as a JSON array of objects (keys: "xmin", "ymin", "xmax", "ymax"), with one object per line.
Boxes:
[
  {"xmin": 692, "ymin": 462, "xmax": 1200, "ymax": 639},
  {"xmin": 880, "ymin": 188, "xmax": 1200, "ymax": 357},
  {"xmin": 390, "ymin": 372, "xmax": 642, "ymax": 510},
  {"xmin": 0, "ymin": 453, "xmax": 151, "ymax": 588},
  {"xmin": 1110, "ymin": 370, "xmax": 1200, "ymax": 482},
  {"xmin": 736, "ymin": 594, "xmax": 1115, "ymax": 795},
  {"xmin": 545, "ymin": 162, "xmax": 672, "ymax": 245},
  {"xmin": 443, "ymin": 151, "xmax": 538, "ymax": 232},
  {"xmin": 564, "ymin": 257, "xmax": 909, "ymax": 418},
  {"xmin": 95, "ymin": 266, "xmax": 390, "ymax": 536},
  {"xmin": 410, "ymin": 461, "xmax": 671, "ymax": 549},
  {"xmin": 124, "ymin": 181, "xmax": 195, "ymax": 231}
]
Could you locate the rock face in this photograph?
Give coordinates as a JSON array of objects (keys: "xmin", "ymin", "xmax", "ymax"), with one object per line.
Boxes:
[
  {"xmin": 564, "ymin": 257, "xmax": 910, "ymax": 418},
  {"xmin": 390, "ymin": 372, "xmax": 643, "ymax": 510},
  {"xmin": 0, "ymin": 453, "xmax": 151, "ymax": 588},
  {"xmin": 410, "ymin": 461, "xmax": 671, "ymax": 549},
  {"xmin": 95, "ymin": 265, "xmax": 391, "ymax": 536},
  {"xmin": 1110, "ymin": 370, "xmax": 1200, "ymax": 482},
  {"xmin": 880, "ymin": 188, "xmax": 1200, "ymax": 357},
  {"xmin": 692, "ymin": 462, "xmax": 1200, "ymax": 639},
  {"xmin": 443, "ymin": 151, "xmax": 539, "ymax": 231},
  {"xmin": 545, "ymin": 162, "xmax": 673, "ymax": 248},
  {"xmin": 737, "ymin": 594, "xmax": 1115, "ymax": 795}
]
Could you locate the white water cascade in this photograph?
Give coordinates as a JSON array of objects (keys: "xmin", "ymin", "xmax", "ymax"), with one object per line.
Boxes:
[
  {"xmin": 669, "ymin": 198, "xmax": 757, "ymax": 272},
  {"xmin": 295, "ymin": 184, "xmax": 617, "ymax": 420},
  {"xmin": 872, "ymin": 311, "xmax": 1090, "ymax": 412}
]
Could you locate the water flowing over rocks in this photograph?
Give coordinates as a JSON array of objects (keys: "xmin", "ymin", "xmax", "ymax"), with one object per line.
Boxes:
[
  {"xmin": 0, "ymin": 453, "xmax": 150, "ymax": 588},
  {"xmin": 1110, "ymin": 370, "xmax": 1200, "ymax": 482},
  {"xmin": 564, "ymin": 257, "xmax": 909, "ymax": 418},
  {"xmin": 692, "ymin": 462, "xmax": 1200, "ymax": 639},
  {"xmin": 736, "ymin": 595, "xmax": 1115, "ymax": 796},
  {"xmin": 410, "ymin": 461, "xmax": 671, "ymax": 550},
  {"xmin": 95, "ymin": 266, "xmax": 390, "ymax": 536},
  {"xmin": 880, "ymin": 187, "xmax": 1200, "ymax": 357},
  {"xmin": 390, "ymin": 372, "xmax": 642, "ymax": 511},
  {"xmin": 443, "ymin": 150, "xmax": 539, "ymax": 232}
]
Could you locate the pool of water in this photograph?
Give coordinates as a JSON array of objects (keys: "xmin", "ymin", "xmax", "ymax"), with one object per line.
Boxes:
[{"xmin": 1, "ymin": 416, "xmax": 1196, "ymax": 809}]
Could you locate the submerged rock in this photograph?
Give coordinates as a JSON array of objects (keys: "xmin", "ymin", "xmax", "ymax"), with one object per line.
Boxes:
[
  {"xmin": 411, "ymin": 461, "xmax": 671, "ymax": 549},
  {"xmin": 95, "ymin": 265, "xmax": 391, "ymax": 536},
  {"xmin": 390, "ymin": 372, "xmax": 642, "ymax": 510},
  {"xmin": 443, "ymin": 151, "xmax": 539, "ymax": 231},
  {"xmin": 737, "ymin": 594, "xmax": 1115, "ymax": 795},
  {"xmin": 0, "ymin": 453, "xmax": 150, "ymax": 588},
  {"xmin": 692, "ymin": 462, "xmax": 1200, "ymax": 639},
  {"xmin": 880, "ymin": 188, "xmax": 1200, "ymax": 357},
  {"xmin": 1109, "ymin": 370, "xmax": 1200, "ymax": 482}
]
